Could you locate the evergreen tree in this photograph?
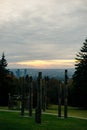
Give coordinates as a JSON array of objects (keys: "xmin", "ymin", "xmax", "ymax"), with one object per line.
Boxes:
[
  {"xmin": 0, "ymin": 53, "xmax": 9, "ymax": 106},
  {"xmin": 0, "ymin": 53, "xmax": 9, "ymax": 80},
  {"xmin": 73, "ymin": 39, "xmax": 87, "ymax": 109},
  {"xmin": 0, "ymin": 53, "xmax": 7, "ymax": 67}
]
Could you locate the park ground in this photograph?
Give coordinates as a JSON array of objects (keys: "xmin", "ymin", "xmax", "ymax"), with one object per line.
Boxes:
[{"xmin": 0, "ymin": 105, "xmax": 87, "ymax": 130}]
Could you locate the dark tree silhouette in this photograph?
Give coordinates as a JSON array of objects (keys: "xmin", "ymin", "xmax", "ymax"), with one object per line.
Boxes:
[
  {"xmin": 0, "ymin": 53, "xmax": 9, "ymax": 106},
  {"xmin": 73, "ymin": 39, "xmax": 87, "ymax": 109},
  {"xmin": 0, "ymin": 53, "xmax": 8, "ymax": 77}
]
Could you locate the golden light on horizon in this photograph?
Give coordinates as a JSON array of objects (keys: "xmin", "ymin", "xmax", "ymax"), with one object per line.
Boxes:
[{"xmin": 11, "ymin": 59, "xmax": 75, "ymax": 68}]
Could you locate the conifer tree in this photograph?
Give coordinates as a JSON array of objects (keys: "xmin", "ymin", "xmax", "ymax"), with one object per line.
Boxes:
[
  {"xmin": 0, "ymin": 53, "xmax": 9, "ymax": 106},
  {"xmin": 0, "ymin": 52, "xmax": 9, "ymax": 81},
  {"xmin": 73, "ymin": 39, "xmax": 87, "ymax": 108}
]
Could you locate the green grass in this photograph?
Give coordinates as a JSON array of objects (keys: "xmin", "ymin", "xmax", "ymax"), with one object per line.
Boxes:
[
  {"xmin": 1, "ymin": 105, "xmax": 87, "ymax": 118},
  {"xmin": 0, "ymin": 110, "xmax": 87, "ymax": 130},
  {"xmin": 46, "ymin": 105, "xmax": 87, "ymax": 118}
]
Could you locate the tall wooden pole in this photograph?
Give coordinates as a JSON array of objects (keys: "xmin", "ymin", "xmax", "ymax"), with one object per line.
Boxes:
[
  {"xmin": 64, "ymin": 69, "xmax": 68, "ymax": 118},
  {"xmin": 21, "ymin": 77, "xmax": 25, "ymax": 116},
  {"xmin": 8, "ymin": 93, "xmax": 11, "ymax": 109},
  {"xmin": 42, "ymin": 77, "xmax": 47, "ymax": 112},
  {"xmin": 29, "ymin": 76, "xmax": 33, "ymax": 117},
  {"xmin": 58, "ymin": 81, "xmax": 62, "ymax": 117},
  {"xmin": 35, "ymin": 72, "xmax": 42, "ymax": 124},
  {"xmin": 21, "ymin": 69, "xmax": 26, "ymax": 116}
]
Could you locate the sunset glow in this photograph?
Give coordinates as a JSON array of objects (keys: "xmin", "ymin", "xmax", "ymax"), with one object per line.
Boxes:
[{"xmin": 9, "ymin": 59, "xmax": 75, "ymax": 69}]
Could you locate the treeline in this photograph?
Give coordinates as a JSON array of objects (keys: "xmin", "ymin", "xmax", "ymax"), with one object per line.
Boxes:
[
  {"xmin": 0, "ymin": 54, "xmax": 80, "ymax": 108},
  {"xmin": 0, "ymin": 39, "xmax": 87, "ymax": 109},
  {"xmin": 0, "ymin": 54, "xmax": 69, "ymax": 107}
]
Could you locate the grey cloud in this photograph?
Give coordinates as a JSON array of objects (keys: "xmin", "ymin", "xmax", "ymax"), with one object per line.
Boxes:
[{"xmin": 0, "ymin": 0, "xmax": 87, "ymax": 68}]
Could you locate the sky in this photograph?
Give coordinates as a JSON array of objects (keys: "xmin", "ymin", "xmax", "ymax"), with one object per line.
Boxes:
[{"xmin": 0, "ymin": 0, "xmax": 87, "ymax": 69}]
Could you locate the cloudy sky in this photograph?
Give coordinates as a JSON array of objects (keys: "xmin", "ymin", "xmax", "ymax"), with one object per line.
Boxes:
[{"xmin": 0, "ymin": 0, "xmax": 87, "ymax": 69}]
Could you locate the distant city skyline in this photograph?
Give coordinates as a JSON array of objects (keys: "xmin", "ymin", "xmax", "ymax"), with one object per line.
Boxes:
[
  {"xmin": 0, "ymin": 0, "xmax": 87, "ymax": 69},
  {"xmin": 10, "ymin": 68, "xmax": 75, "ymax": 80}
]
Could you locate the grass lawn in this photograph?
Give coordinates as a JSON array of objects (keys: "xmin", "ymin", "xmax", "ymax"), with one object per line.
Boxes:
[
  {"xmin": 0, "ymin": 110, "xmax": 87, "ymax": 130},
  {"xmin": 46, "ymin": 105, "xmax": 87, "ymax": 118}
]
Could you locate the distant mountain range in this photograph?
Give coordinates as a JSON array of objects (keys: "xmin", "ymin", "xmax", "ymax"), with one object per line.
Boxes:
[{"xmin": 9, "ymin": 68, "xmax": 75, "ymax": 80}]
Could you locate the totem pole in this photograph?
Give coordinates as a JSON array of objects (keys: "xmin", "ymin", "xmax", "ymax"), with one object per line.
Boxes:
[
  {"xmin": 29, "ymin": 76, "xmax": 33, "ymax": 117},
  {"xmin": 58, "ymin": 81, "xmax": 62, "ymax": 117},
  {"xmin": 64, "ymin": 69, "xmax": 68, "ymax": 118},
  {"xmin": 35, "ymin": 72, "xmax": 42, "ymax": 124}
]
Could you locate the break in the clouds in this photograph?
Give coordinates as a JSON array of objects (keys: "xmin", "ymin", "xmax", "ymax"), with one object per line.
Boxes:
[{"xmin": 0, "ymin": 0, "xmax": 87, "ymax": 68}]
